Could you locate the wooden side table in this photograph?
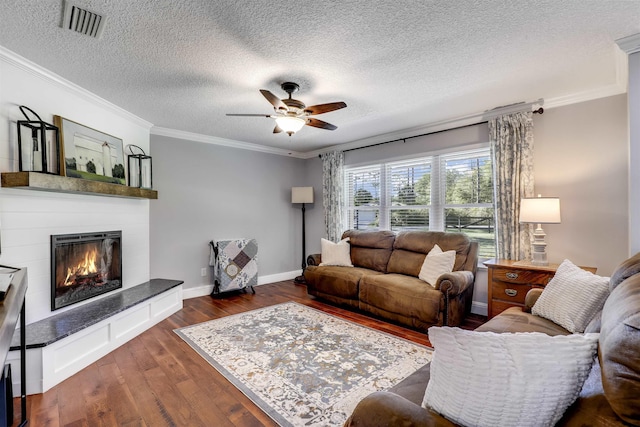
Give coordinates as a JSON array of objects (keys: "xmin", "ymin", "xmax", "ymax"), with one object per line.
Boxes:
[{"xmin": 483, "ymin": 259, "xmax": 597, "ymax": 318}]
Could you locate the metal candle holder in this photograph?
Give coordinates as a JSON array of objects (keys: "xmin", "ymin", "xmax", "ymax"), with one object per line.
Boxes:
[
  {"xmin": 16, "ymin": 106, "xmax": 61, "ymax": 174},
  {"xmin": 126, "ymin": 144, "xmax": 152, "ymax": 189}
]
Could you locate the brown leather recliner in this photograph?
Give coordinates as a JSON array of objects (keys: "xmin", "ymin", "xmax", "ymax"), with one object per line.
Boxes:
[
  {"xmin": 345, "ymin": 253, "xmax": 640, "ymax": 426},
  {"xmin": 304, "ymin": 229, "xmax": 478, "ymax": 330}
]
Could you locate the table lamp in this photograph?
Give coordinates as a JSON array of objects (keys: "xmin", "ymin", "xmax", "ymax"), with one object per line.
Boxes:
[{"xmin": 519, "ymin": 195, "xmax": 561, "ymax": 266}]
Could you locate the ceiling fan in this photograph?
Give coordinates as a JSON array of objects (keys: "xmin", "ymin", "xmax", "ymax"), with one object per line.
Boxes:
[{"xmin": 226, "ymin": 82, "xmax": 347, "ymax": 136}]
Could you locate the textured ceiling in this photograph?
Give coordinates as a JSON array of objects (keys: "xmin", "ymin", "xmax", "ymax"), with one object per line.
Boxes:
[{"xmin": 0, "ymin": 1, "xmax": 638, "ymax": 154}]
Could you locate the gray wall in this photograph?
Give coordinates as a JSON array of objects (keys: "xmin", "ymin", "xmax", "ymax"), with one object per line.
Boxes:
[
  {"xmin": 534, "ymin": 94, "xmax": 628, "ymax": 275},
  {"xmin": 150, "ymin": 135, "xmax": 307, "ymax": 290}
]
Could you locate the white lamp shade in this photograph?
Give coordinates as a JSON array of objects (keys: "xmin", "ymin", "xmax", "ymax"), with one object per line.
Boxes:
[
  {"xmin": 276, "ymin": 116, "xmax": 306, "ymax": 133},
  {"xmin": 292, "ymin": 187, "xmax": 314, "ymax": 204},
  {"xmin": 519, "ymin": 197, "xmax": 561, "ymax": 224}
]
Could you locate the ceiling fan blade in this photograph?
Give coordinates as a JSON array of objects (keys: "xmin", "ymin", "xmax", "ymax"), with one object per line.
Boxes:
[
  {"xmin": 306, "ymin": 118, "xmax": 337, "ymax": 131},
  {"xmin": 273, "ymin": 124, "xmax": 283, "ymax": 133},
  {"xmin": 260, "ymin": 90, "xmax": 288, "ymax": 111},
  {"xmin": 304, "ymin": 102, "xmax": 347, "ymax": 115},
  {"xmin": 226, "ymin": 114, "xmax": 272, "ymax": 117}
]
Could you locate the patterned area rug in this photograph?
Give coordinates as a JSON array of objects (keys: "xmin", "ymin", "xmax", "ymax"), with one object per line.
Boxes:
[{"xmin": 174, "ymin": 301, "xmax": 432, "ymax": 426}]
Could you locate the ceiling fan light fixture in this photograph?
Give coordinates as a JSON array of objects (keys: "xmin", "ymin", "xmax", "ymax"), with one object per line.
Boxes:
[{"xmin": 275, "ymin": 116, "xmax": 306, "ymax": 135}]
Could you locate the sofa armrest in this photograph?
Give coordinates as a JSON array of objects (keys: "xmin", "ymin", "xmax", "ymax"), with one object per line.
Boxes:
[
  {"xmin": 307, "ymin": 254, "xmax": 321, "ymax": 266},
  {"xmin": 435, "ymin": 271, "xmax": 474, "ymax": 296},
  {"xmin": 524, "ymin": 288, "xmax": 544, "ymax": 312},
  {"xmin": 344, "ymin": 391, "xmax": 447, "ymax": 427}
]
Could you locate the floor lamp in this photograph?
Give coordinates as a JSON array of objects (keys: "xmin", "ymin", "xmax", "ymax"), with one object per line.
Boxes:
[{"xmin": 292, "ymin": 187, "xmax": 314, "ymax": 284}]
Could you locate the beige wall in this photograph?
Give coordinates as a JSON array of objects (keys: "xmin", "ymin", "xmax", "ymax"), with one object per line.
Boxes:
[{"xmin": 534, "ymin": 94, "xmax": 628, "ymax": 276}]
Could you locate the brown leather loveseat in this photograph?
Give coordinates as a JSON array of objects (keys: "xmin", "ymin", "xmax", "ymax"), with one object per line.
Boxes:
[
  {"xmin": 345, "ymin": 252, "xmax": 640, "ymax": 426},
  {"xmin": 304, "ymin": 229, "xmax": 479, "ymax": 330}
]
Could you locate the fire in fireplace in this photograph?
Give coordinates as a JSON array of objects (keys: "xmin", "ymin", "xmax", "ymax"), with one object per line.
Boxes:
[{"xmin": 51, "ymin": 231, "xmax": 122, "ymax": 311}]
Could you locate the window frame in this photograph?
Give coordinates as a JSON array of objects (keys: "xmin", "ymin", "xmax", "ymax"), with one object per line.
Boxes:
[{"xmin": 344, "ymin": 144, "xmax": 495, "ymax": 258}]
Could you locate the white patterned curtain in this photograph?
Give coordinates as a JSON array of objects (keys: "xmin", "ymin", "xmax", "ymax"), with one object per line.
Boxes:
[
  {"xmin": 321, "ymin": 151, "xmax": 344, "ymax": 242},
  {"xmin": 489, "ymin": 111, "xmax": 535, "ymax": 260}
]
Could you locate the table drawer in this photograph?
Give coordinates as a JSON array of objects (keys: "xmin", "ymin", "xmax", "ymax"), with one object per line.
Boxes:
[
  {"xmin": 492, "ymin": 268, "xmax": 553, "ymax": 286},
  {"xmin": 491, "ymin": 281, "xmax": 531, "ymax": 305}
]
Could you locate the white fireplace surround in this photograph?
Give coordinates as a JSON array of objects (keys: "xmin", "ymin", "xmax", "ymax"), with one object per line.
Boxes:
[
  {"xmin": 7, "ymin": 283, "xmax": 183, "ymax": 395},
  {"xmin": 0, "ymin": 47, "xmax": 161, "ymax": 395}
]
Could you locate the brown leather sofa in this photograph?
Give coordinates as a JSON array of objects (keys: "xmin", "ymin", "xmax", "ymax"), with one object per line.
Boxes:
[
  {"xmin": 345, "ymin": 253, "xmax": 640, "ymax": 426},
  {"xmin": 304, "ymin": 229, "xmax": 478, "ymax": 330}
]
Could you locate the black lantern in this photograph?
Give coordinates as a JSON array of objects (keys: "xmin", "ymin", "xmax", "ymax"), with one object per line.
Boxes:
[
  {"xmin": 126, "ymin": 144, "xmax": 152, "ymax": 189},
  {"xmin": 16, "ymin": 106, "xmax": 61, "ymax": 174}
]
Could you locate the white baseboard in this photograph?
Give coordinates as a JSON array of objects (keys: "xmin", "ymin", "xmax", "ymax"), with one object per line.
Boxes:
[
  {"xmin": 182, "ymin": 284, "xmax": 214, "ymax": 299},
  {"xmin": 182, "ymin": 270, "xmax": 302, "ymax": 300},
  {"xmin": 471, "ymin": 301, "xmax": 488, "ymax": 316},
  {"xmin": 258, "ymin": 270, "xmax": 300, "ymax": 284}
]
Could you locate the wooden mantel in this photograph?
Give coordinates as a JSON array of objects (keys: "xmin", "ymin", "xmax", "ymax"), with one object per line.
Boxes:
[{"xmin": 1, "ymin": 172, "xmax": 158, "ymax": 199}]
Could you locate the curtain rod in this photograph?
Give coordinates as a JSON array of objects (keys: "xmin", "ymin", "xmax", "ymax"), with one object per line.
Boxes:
[{"xmin": 319, "ymin": 107, "xmax": 544, "ymax": 157}]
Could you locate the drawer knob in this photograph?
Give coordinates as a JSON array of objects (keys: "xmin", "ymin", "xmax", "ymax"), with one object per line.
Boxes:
[
  {"xmin": 504, "ymin": 288, "xmax": 518, "ymax": 297},
  {"xmin": 506, "ymin": 272, "xmax": 519, "ymax": 280}
]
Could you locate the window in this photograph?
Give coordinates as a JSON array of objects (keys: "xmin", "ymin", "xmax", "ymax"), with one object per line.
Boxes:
[
  {"xmin": 345, "ymin": 165, "xmax": 381, "ymax": 230},
  {"xmin": 345, "ymin": 148, "xmax": 495, "ymax": 258},
  {"xmin": 387, "ymin": 158, "xmax": 431, "ymax": 232}
]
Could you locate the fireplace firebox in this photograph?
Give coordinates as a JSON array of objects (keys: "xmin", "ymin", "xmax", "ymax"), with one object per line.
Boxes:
[{"xmin": 51, "ymin": 231, "xmax": 122, "ymax": 311}]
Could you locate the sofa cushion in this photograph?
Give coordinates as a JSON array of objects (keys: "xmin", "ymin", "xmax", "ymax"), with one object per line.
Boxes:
[
  {"xmin": 359, "ymin": 274, "xmax": 443, "ymax": 327},
  {"xmin": 532, "ymin": 259, "xmax": 609, "ymax": 333},
  {"xmin": 435, "ymin": 232, "xmax": 473, "ymax": 271},
  {"xmin": 422, "ymin": 327, "xmax": 599, "ymax": 427},
  {"xmin": 599, "ymin": 273, "xmax": 640, "ymax": 424},
  {"xmin": 342, "ymin": 230, "xmax": 395, "ymax": 272},
  {"xmin": 476, "ymin": 306, "xmax": 571, "ymax": 336},
  {"xmin": 304, "ymin": 266, "xmax": 383, "ymax": 300},
  {"xmin": 418, "ymin": 244, "xmax": 456, "ymax": 286},
  {"xmin": 387, "ymin": 231, "xmax": 472, "ymax": 276},
  {"xmin": 319, "ymin": 237, "xmax": 353, "ymax": 267}
]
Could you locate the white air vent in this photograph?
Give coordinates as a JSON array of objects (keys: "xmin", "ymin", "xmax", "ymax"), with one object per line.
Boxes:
[{"xmin": 62, "ymin": 0, "xmax": 106, "ymax": 38}]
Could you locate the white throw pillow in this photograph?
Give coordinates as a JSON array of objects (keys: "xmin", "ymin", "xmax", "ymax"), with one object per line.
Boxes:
[
  {"xmin": 319, "ymin": 238, "xmax": 353, "ymax": 267},
  {"xmin": 532, "ymin": 259, "xmax": 609, "ymax": 333},
  {"xmin": 422, "ymin": 327, "xmax": 599, "ymax": 427},
  {"xmin": 418, "ymin": 244, "xmax": 456, "ymax": 286}
]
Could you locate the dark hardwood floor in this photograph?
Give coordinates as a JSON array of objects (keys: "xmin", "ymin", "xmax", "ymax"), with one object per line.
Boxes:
[{"xmin": 13, "ymin": 280, "xmax": 486, "ymax": 427}]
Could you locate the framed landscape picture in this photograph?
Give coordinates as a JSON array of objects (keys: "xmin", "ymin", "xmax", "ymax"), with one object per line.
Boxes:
[{"xmin": 54, "ymin": 116, "xmax": 126, "ymax": 185}]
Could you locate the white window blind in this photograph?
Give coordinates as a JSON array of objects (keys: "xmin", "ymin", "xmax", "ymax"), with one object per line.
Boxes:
[
  {"xmin": 345, "ymin": 165, "xmax": 382, "ymax": 230},
  {"xmin": 441, "ymin": 149, "xmax": 494, "ymax": 258},
  {"xmin": 344, "ymin": 147, "xmax": 495, "ymax": 258},
  {"xmin": 386, "ymin": 158, "xmax": 431, "ymax": 231}
]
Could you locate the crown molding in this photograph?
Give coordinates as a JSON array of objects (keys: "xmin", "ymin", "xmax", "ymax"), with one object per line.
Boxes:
[
  {"xmin": 616, "ymin": 33, "xmax": 640, "ymax": 54},
  {"xmin": 0, "ymin": 46, "xmax": 153, "ymax": 130},
  {"xmin": 543, "ymin": 82, "xmax": 626, "ymax": 110},
  {"xmin": 304, "ymin": 100, "xmax": 545, "ymax": 159},
  {"xmin": 150, "ymin": 127, "xmax": 308, "ymax": 158}
]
